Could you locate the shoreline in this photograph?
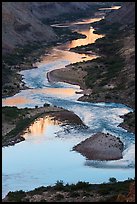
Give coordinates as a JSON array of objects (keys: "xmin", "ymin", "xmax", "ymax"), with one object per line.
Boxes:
[
  {"xmin": 47, "ymin": 60, "xmax": 134, "ymax": 110},
  {"xmin": 46, "ymin": 18, "xmax": 135, "ymax": 134},
  {"xmin": 2, "ymin": 180, "xmax": 135, "ymax": 202},
  {"xmin": 47, "ymin": 66, "xmax": 135, "ymax": 134},
  {"xmin": 48, "ymin": 66, "xmax": 135, "ymax": 134},
  {"xmin": 2, "ymin": 42, "xmax": 55, "ymax": 99},
  {"xmin": 2, "ymin": 10, "xmax": 135, "ymax": 204},
  {"xmin": 47, "ymin": 68, "xmax": 86, "ymax": 90},
  {"xmin": 2, "ymin": 106, "xmax": 85, "ymax": 147},
  {"xmin": 2, "ymin": 17, "xmax": 134, "ymax": 148},
  {"xmin": 2, "ymin": 25, "xmax": 86, "ymax": 99}
]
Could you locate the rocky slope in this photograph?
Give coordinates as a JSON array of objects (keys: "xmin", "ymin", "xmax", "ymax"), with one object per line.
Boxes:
[
  {"xmin": 106, "ymin": 2, "xmax": 135, "ymax": 26},
  {"xmin": 2, "ymin": 2, "xmax": 106, "ymax": 54},
  {"xmin": 2, "ymin": 2, "xmax": 57, "ymax": 54}
]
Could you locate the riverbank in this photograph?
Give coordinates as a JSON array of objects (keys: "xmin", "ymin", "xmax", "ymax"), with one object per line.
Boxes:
[
  {"xmin": 47, "ymin": 65, "xmax": 87, "ymax": 90},
  {"xmin": 119, "ymin": 112, "xmax": 135, "ymax": 133},
  {"xmin": 48, "ymin": 18, "xmax": 135, "ymax": 133},
  {"xmin": 2, "ymin": 180, "xmax": 135, "ymax": 202},
  {"xmin": 2, "ymin": 4, "xmax": 135, "ymax": 203},
  {"xmin": 2, "ymin": 43, "xmax": 49, "ymax": 98},
  {"xmin": 2, "ymin": 106, "xmax": 85, "ymax": 147},
  {"xmin": 2, "ymin": 26, "xmax": 86, "ymax": 98}
]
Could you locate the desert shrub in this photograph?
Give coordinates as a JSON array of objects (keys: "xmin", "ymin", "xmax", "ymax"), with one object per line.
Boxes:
[
  {"xmin": 29, "ymin": 186, "xmax": 47, "ymax": 196},
  {"xmin": 109, "ymin": 177, "xmax": 117, "ymax": 183},
  {"xmin": 8, "ymin": 190, "xmax": 25, "ymax": 202},
  {"xmin": 54, "ymin": 180, "xmax": 64, "ymax": 191},
  {"xmin": 43, "ymin": 103, "xmax": 50, "ymax": 107},
  {"xmin": 69, "ymin": 181, "xmax": 91, "ymax": 191}
]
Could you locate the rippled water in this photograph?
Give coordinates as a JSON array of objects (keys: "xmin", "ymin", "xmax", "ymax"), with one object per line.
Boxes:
[{"xmin": 2, "ymin": 11, "xmax": 135, "ymax": 198}]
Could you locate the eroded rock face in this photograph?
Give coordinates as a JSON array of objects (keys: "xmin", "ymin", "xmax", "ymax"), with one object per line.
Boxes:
[{"xmin": 73, "ymin": 132, "xmax": 124, "ymax": 161}]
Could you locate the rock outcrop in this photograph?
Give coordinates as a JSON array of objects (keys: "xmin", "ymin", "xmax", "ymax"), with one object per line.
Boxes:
[{"xmin": 73, "ymin": 133, "xmax": 124, "ymax": 161}]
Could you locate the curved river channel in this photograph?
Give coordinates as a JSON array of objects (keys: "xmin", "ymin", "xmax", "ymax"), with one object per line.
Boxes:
[{"xmin": 2, "ymin": 8, "xmax": 135, "ymax": 198}]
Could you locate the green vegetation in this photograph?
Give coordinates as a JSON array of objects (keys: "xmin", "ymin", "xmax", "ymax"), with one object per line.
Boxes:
[
  {"xmin": 2, "ymin": 106, "xmax": 29, "ymax": 121},
  {"xmin": 97, "ymin": 180, "xmax": 132, "ymax": 196},
  {"xmin": 72, "ymin": 21, "xmax": 124, "ymax": 90},
  {"xmin": 2, "ymin": 106, "xmax": 46, "ymax": 145},
  {"xmin": 2, "ymin": 24, "xmax": 85, "ymax": 98},
  {"xmin": 8, "ymin": 190, "xmax": 26, "ymax": 202},
  {"xmin": 29, "ymin": 186, "xmax": 48, "ymax": 196},
  {"xmin": 119, "ymin": 111, "xmax": 135, "ymax": 133},
  {"xmin": 25, "ymin": 179, "xmax": 133, "ymax": 195},
  {"xmin": 54, "ymin": 180, "xmax": 64, "ymax": 191},
  {"xmin": 2, "ymin": 41, "xmax": 50, "ymax": 97},
  {"xmin": 53, "ymin": 181, "xmax": 92, "ymax": 192},
  {"xmin": 2, "ymin": 42, "xmax": 48, "ymax": 67},
  {"xmin": 5, "ymin": 179, "xmax": 134, "ymax": 202},
  {"xmin": 3, "ymin": 112, "xmax": 43, "ymax": 144},
  {"xmin": 109, "ymin": 177, "xmax": 117, "ymax": 183},
  {"xmin": 43, "ymin": 103, "xmax": 50, "ymax": 107}
]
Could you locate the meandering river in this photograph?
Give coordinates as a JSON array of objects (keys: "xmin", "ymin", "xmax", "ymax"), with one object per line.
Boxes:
[{"xmin": 2, "ymin": 7, "xmax": 135, "ymax": 198}]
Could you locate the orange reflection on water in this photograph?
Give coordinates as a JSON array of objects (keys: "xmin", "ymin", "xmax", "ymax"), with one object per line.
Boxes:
[
  {"xmin": 99, "ymin": 6, "xmax": 121, "ymax": 11},
  {"xmin": 23, "ymin": 116, "xmax": 61, "ymax": 140},
  {"xmin": 30, "ymin": 87, "xmax": 80, "ymax": 97},
  {"xmin": 37, "ymin": 48, "xmax": 97, "ymax": 67},
  {"xmin": 36, "ymin": 18, "xmax": 104, "ymax": 66},
  {"xmin": 70, "ymin": 17, "xmax": 103, "ymax": 25},
  {"xmin": 68, "ymin": 27, "xmax": 104, "ymax": 49},
  {"xmin": 2, "ymin": 96, "xmax": 32, "ymax": 106}
]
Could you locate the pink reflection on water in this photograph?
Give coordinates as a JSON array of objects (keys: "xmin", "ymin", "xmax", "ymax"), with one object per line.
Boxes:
[
  {"xmin": 30, "ymin": 87, "xmax": 79, "ymax": 97},
  {"xmin": 2, "ymin": 96, "xmax": 32, "ymax": 106}
]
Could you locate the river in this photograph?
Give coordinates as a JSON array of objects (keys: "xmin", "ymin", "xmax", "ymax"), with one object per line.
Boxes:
[{"xmin": 2, "ymin": 7, "xmax": 135, "ymax": 198}]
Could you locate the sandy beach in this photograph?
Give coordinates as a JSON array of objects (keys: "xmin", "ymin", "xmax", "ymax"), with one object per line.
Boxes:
[{"xmin": 47, "ymin": 66, "xmax": 87, "ymax": 89}]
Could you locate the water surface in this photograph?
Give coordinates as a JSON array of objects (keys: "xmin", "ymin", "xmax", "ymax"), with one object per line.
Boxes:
[{"xmin": 2, "ymin": 8, "xmax": 134, "ymax": 198}]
